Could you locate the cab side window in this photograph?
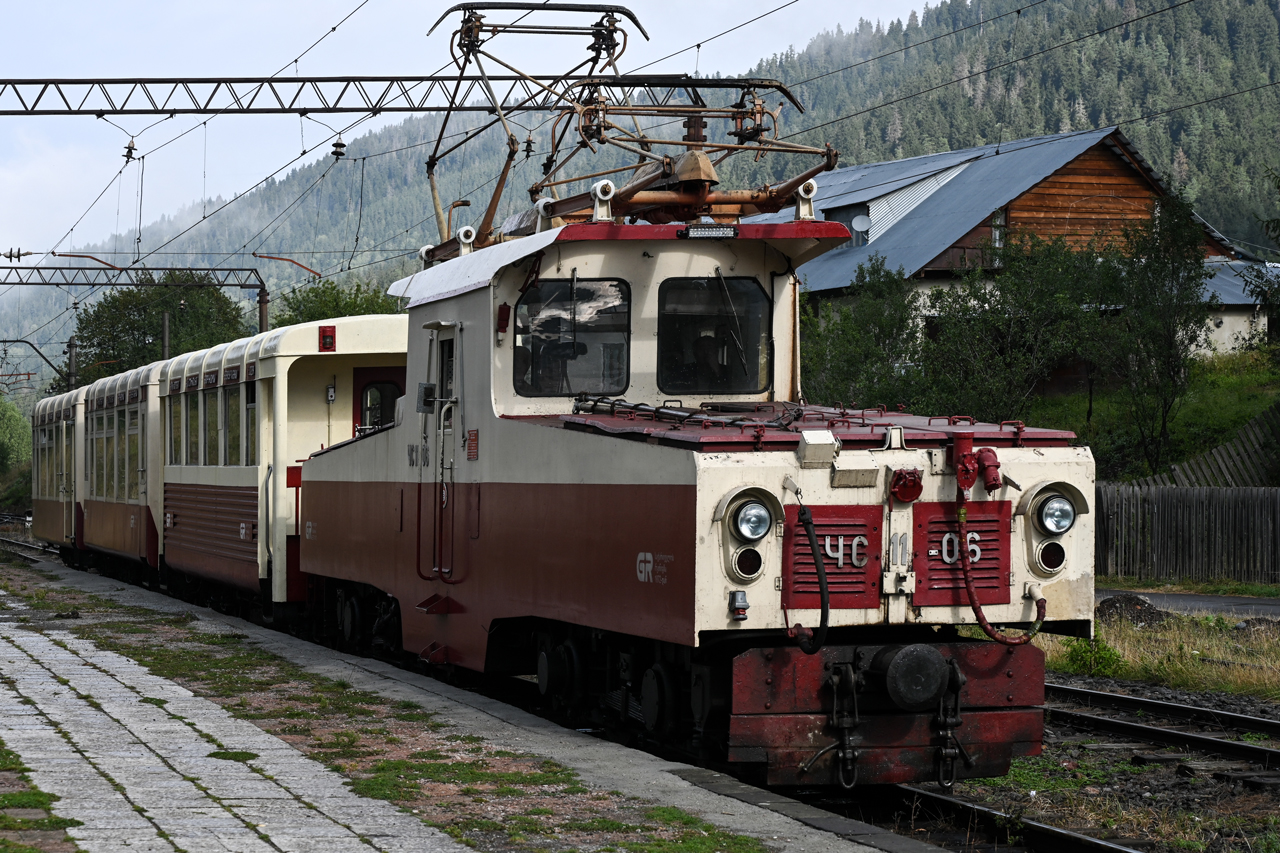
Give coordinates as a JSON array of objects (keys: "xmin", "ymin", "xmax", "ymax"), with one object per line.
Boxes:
[
  {"xmin": 361, "ymin": 382, "xmax": 400, "ymax": 432},
  {"xmin": 514, "ymin": 277, "xmax": 630, "ymax": 397}
]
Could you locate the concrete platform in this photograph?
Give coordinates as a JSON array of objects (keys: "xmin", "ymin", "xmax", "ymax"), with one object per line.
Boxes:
[{"xmin": 14, "ymin": 561, "xmax": 899, "ymax": 853}]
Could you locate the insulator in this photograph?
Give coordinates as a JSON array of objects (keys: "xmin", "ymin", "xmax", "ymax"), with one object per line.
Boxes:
[
  {"xmin": 332, "ymin": 137, "xmax": 347, "ymax": 159},
  {"xmin": 123, "ymin": 139, "xmax": 136, "ymax": 161},
  {"xmin": 523, "ymin": 134, "xmax": 534, "ymax": 159}
]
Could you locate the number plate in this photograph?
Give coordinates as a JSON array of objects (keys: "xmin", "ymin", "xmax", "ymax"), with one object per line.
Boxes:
[{"xmin": 911, "ymin": 501, "xmax": 1012, "ymax": 607}]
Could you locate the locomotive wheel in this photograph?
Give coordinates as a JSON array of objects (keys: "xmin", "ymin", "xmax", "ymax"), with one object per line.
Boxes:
[
  {"xmin": 340, "ymin": 595, "xmax": 363, "ymax": 650},
  {"xmin": 641, "ymin": 663, "xmax": 677, "ymax": 734}
]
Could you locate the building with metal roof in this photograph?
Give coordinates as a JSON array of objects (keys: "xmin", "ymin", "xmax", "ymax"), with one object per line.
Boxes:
[{"xmin": 753, "ymin": 127, "xmax": 1258, "ymax": 349}]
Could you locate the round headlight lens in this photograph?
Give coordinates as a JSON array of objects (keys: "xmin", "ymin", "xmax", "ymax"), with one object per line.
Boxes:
[
  {"xmin": 1038, "ymin": 495, "xmax": 1076, "ymax": 535},
  {"xmin": 734, "ymin": 501, "xmax": 772, "ymax": 542}
]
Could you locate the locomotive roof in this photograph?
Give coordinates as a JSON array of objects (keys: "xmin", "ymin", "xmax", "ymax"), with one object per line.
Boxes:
[
  {"xmin": 387, "ymin": 221, "xmax": 851, "ymax": 307},
  {"xmin": 521, "ymin": 405, "xmax": 1076, "ymax": 451}
]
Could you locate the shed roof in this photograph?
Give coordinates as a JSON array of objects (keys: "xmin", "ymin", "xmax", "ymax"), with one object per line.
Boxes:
[{"xmin": 1205, "ymin": 261, "xmax": 1271, "ymax": 306}]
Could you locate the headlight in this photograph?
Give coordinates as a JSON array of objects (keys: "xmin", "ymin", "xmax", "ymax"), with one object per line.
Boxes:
[
  {"xmin": 1037, "ymin": 495, "xmax": 1076, "ymax": 535},
  {"xmin": 734, "ymin": 501, "xmax": 772, "ymax": 542}
]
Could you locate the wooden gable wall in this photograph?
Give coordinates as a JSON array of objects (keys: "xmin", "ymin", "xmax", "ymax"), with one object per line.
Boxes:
[
  {"xmin": 919, "ymin": 137, "xmax": 1234, "ymax": 275},
  {"xmin": 1008, "ymin": 142, "xmax": 1160, "ymax": 244}
]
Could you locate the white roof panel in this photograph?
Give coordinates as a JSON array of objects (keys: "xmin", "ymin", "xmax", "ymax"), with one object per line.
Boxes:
[{"xmin": 388, "ymin": 227, "xmax": 566, "ymax": 306}]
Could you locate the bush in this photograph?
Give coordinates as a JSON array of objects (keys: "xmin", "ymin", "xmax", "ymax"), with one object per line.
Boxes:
[{"xmin": 1061, "ymin": 637, "xmax": 1125, "ymax": 678}]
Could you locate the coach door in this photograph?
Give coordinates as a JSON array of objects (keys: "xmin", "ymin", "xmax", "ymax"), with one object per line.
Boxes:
[{"xmin": 431, "ymin": 332, "xmax": 457, "ymax": 581}]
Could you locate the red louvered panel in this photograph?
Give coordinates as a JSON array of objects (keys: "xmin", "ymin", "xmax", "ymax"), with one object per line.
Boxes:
[
  {"xmin": 912, "ymin": 501, "xmax": 1011, "ymax": 607},
  {"xmin": 781, "ymin": 504, "xmax": 882, "ymax": 610}
]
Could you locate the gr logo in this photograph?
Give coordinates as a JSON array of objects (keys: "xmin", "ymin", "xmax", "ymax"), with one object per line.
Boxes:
[{"xmin": 636, "ymin": 552, "xmax": 654, "ymax": 582}]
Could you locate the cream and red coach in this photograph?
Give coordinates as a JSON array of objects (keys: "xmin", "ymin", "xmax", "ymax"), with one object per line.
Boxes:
[
  {"xmin": 297, "ymin": 212, "xmax": 1095, "ymax": 787},
  {"xmin": 32, "ymin": 316, "xmax": 409, "ymax": 608}
]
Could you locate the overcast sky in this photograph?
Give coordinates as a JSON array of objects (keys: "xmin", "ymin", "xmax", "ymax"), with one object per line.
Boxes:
[{"xmin": 0, "ymin": 0, "xmax": 923, "ymax": 257}]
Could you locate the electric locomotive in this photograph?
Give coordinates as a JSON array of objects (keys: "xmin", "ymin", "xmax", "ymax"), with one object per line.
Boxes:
[{"xmin": 297, "ymin": 170, "xmax": 1094, "ymax": 788}]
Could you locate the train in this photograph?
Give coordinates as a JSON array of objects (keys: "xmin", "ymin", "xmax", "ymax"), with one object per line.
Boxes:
[
  {"xmin": 32, "ymin": 195, "xmax": 1095, "ymax": 791},
  {"xmin": 30, "ymin": 1, "xmax": 1093, "ymax": 790}
]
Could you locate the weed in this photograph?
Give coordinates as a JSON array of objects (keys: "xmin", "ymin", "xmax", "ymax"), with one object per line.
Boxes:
[
  {"xmin": 0, "ymin": 790, "xmax": 56, "ymax": 809},
  {"xmin": 207, "ymin": 751, "xmax": 259, "ymax": 762},
  {"xmin": 1038, "ymin": 611, "xmax": 1280, "ymax": 698},
  {"xmin": 445, "ymin": 734, "xmax": 484, "ymax": 744},
  {"xmin": 1060, "ymin": 637, "xmax": 1126, "ymax": 677},
  {"xmin": 526, "ymin": 807, "xmax": 554, "ymax": 816},
  {"xmin": 140, "ymin": 697, "xmax": 167, "ymax": 707},
  {"xmin": 504, "ymin": 815, "xmax": 550, "ymax": 835},
  {"xmin": 409, "ymin": 750, "xmax": 449, "ymax": 760},
  {"xmin": 491, "ymin": 786, "xmax": 525, "ymax": 797},
  {"xmin": 561, "ymin": 817, "xmax": 642, "ymax": 832},
  {"xmin": 0, "ymin": 748, "xmax": 26, "ymax": 773}
]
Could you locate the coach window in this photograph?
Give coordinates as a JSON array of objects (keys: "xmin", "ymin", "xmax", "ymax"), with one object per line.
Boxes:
[
  {"xmin": 169, "ymin": 396, "xmax": 182, "ymax": 465},
  {"xmin": 203, "ymin": 388, "xmax": 219, "ymax": 466},
  {"xmin": 94, "ymin": 415, "xmax": 106, "ymax": 498},
  {"xmin": 115, "ymin": 410, "xmax": 127, "ymax": 499},
  {"xmin": 35, "ymin": 428, "xmax": 48, "ymax": 499},
  {"xmin": 224, "ymin": 384, "xmax": 242, "ymax": 466},
  {"xmin": 656, "ymin": 275, "xmax": 772, "ymax": 395},
  {"xmin": 127, "ymin": 408, "xmax": 140, "ymax": 500},
  {"xmin": 185, "ymin": 393, "xmax": 200, "ymax": 466},
  {"xmin": 245, "ymin": 382, "xmax": 258, "ymax": 465},
  {"xmin": 64, "ymin": 423, "xmax": 73, "ymax": 494},
  {"xmin": 514, "ymin": 277, "xmax": 630, "ymax": 396}
]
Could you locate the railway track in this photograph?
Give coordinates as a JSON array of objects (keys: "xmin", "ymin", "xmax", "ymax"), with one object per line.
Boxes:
[
  {"xmin": 0, "ymin": 536, "xmax": 58, "ymax": 563},
  {"xmin": 1046, "ymin": 683, "xmax": 1280, "ymax": 765}
]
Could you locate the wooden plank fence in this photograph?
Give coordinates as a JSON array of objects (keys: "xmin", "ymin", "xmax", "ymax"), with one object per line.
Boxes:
[
  {"xmin": 1132, "ymin": 399, "xmax": 1280, "ymax": 488},
  {"xmin": 1095, "ymin": 484, "xmax": 1280, "ymax": 582}
]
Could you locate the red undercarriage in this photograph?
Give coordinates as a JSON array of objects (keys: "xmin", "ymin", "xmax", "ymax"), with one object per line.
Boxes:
[{"xmin": 728, "ymin": 641, "xmax": 1045, "ymax": 786}]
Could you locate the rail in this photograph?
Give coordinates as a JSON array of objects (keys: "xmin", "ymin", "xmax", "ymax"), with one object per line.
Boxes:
[
  {"xmin": 897, "ymin": 784, "xmax": 1144, "ymax": 853},
  {"xmin": 1048, "ymin": 683, "xmax": 1280, "ymax": 739},
  {"xmin": 1047, "ymin": 707, "xmax": 1280, "ymax": 768}
]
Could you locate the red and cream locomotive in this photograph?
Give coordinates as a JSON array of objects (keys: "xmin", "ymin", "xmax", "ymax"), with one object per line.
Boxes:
[{"xmin": 32, "ymin": 3, "xmax": 1094, "ymax": 789}]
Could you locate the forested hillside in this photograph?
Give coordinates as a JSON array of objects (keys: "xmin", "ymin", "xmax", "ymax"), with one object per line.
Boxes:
[{"xmin": 4, "ymin": 0, "xmax": 1278, "ymax": 397}]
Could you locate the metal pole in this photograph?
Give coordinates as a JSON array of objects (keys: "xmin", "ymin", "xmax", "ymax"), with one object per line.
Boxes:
[
  {"xmin": 162, "ymin": 311, "xmax": 170, "ymax": 360},
  {"xmin": 258, "ymin": 288, "xmax": 269, "ymax": 334},
  {"xmin": 67, "ymin": 336, "xmax": 77, "ymax": 390}
]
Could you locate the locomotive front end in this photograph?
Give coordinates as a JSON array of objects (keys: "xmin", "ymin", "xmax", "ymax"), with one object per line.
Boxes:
[{"xmin": 690, "ymin": 423, "xmax": 1093, "ymax": 787}]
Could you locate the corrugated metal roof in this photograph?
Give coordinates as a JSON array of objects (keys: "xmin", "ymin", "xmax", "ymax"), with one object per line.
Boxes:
[
  {"xmin": 1205, "ymin": 261, "xmax": 1270, "ymax": 306},
  {"xmin": 749, "ymin": 127, "xmax": 1117, "ymax": 291}
]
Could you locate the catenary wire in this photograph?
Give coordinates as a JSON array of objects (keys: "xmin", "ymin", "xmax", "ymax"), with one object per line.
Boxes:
[
  {"xmin": 782, "ymin": 0, "xmax": 1200, "ymax": 139},
  {"xmin": 791, "ymin": 0, "xmax": 1055, "ymax": 86},
  {"xmin": 626, "ymin": 0, "xmax": 802, "ymax": 74}
]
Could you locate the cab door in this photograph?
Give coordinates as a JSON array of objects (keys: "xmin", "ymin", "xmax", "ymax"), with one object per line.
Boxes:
[{"xmin": 432, "ymin": 335, "xmax": 457, "ymax": 580}]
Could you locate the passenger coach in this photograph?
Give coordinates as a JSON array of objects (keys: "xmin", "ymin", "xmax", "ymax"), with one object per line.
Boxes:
[{"xmin": 32, "ymin": 316, "xmax": 408, "ymax": 613}]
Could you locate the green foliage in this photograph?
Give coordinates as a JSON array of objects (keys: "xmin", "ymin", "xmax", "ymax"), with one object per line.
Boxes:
[
  {"xmin": 0, "ymin": 397, "xmax": 30, "ymax": 477},
  {"xmin": 1099, "ymin": 195, "xmax": 1218, "ymax": 473},
  {"xmin": 66, "ymin": 271, "xmax": 252, "ymax": 388},
  {"xmin": 273, "ymin": 279, "xmax": 404, "ymax": 328},
  {"xmin": 918, "ymin": 234, "xmax": 1104, "ymax": 423},
  {"xmin": 0, "ymin": 461, "xmax": 30, "ymax": 510},
  {"xmin": 799, "ymin": 254, "xmax": 921, "ymax": 409},
  {"xmin": 1061, "ymin": 637, "xmax": 1126, "ymax": 677}
]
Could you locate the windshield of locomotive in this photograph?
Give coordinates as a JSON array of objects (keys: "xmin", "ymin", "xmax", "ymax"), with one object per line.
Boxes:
[
  {"xmin": 514, "ymin": 278, "xmax": 630, "ymax": 396},
  {"xmin": 657, "ymin": 276, "xmax": 771, "ymax": 395}
]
